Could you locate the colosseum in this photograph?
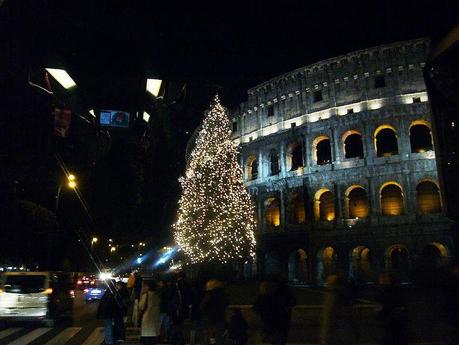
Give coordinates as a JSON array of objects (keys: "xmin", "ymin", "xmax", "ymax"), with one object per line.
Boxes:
[{"xmin": 230, "ymin": 38, "xmax": 454, "ymax": 285}]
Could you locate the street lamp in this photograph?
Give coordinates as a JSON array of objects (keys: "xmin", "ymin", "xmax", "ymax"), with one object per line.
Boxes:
[
  {"xmin": 110, "ymin": 246, "xmax": 116, "ymax": 253},
  {"xmin": 56, "ymin": 173, "xmax": 77, "ymax": 211},
  {"xmin": 91, "ymin": 237, "xmax": 98, "ymax": 249}
]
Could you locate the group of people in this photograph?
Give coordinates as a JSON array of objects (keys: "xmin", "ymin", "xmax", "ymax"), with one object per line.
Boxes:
[{"xmin": 96, "ymin": 272, "xmax": 298, "ymax": 345}]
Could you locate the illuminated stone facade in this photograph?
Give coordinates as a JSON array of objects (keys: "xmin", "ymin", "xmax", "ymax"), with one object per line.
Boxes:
[{"xmin": 230, "ymin": 38, "xmax": 454, "ymax": 284}]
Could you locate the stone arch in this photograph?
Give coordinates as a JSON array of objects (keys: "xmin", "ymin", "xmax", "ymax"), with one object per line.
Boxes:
[
  {"xmin": 314, "ymin": 188, "xmax": 335, "ymax": 221},
  {"xmin": 246, "ymin": 155, "xmax": 258, "ymax": 181},
  {"xmin": 416, "ymin": 180, "xmax": 442, "ymax": 214},
  {"xmin": 286, "ymin": 142, "xmax": 304, "ymax": 171},
  {"xmin": 317, "ymin": 246, "xmax": 338, "ymax": 285},
  {"xmin": 269, "ymin": 149, "xmax": 280, "ymax": 176},
  {"xmin": 312, "ymin": 135, "xmax": 332, "ymax": 165},
  {"xmin": 374, "ymin": 125, "xmax": 398, "ymax": 157},
  {"xmin": 350, "ymin": 246, "xmax": 376, "ymax": 284},
  {"xmin": 288, "ymin": 193, "xmax": 306, "ymax": 224},
  {"xmin": 264, "ymin": 197, "xmax": 281, "ymax": 228},
  {"xmin": 421, "ymin": 242, "xmax": 449, "ymax": 268},
  {"xmin": 409, "ymin": 120, "xmax": 433, "ymax": 153},
  {"xmin": 380, "ymin": 182, "xmax": 405, "ymax": 216},
  {"xmin": 386, "ymin": 244, "xmax": 410, "ymax": 282},
  {"xmin": 342, "ymin": 130, "xmax": 364, "ymax": 159},
  {"xmin": 288, "ymin": 249, "xmax": 308, "ymax": 283},
  {"xmin": 345, "ymin": 185, "xmax": 369, "ymax": 218}
]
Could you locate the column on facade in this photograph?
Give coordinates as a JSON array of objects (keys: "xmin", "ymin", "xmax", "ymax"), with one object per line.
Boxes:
[
  {"xmin": 331, "ymin": 126, "xmax": 341, "ymax": 164},
  {"xmin": 257, "ymin": 194, "xmax": 264, "ymax": 233},
  {"xmin": 258, "ymin": 150, "xmax": 264, "ymax": 179},
  {"xmin": 334, "ymin": 182, "xmax": 344, "ymax": 226},
  {"xmin": 304, "ymin": 131, "xmax": 312, "ymax": 173},
  {"xmin": 398, "ymin": 117, "xmax": 411, "ymax": 160},
  {"xmin": 367, "ymin": 177, "xmax": 379, "ymax": 225},
  {"xmin": 403, "ymin": 172, "xmax": 416, "ymax": 217},
  {"xmin": 363, "ymin": 121, "xmax": 376, "ymax": 163},
  {"xmin": 279, "ymin": 188, "xmax": 287, "ymax": 230},
  {"xmin": 280, "ymin": 140, "xmax": 287, "ymax": 178}
]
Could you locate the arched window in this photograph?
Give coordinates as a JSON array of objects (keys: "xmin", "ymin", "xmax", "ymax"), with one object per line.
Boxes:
[
  {"xmin": 386, "ymin": 245, "xmax": 410, "ymax": 281},
  {"xmin": 288, "ymin": 193, "xmax": 306, "ymax": 224},
  {"xmin": 346, "ymin": 186, "xmax": 369, "ymax": 218},
  {"xmin": 269, "ymin": 149, "xmax": 280, "ymax": 176},
  {"xmin": 410, "ymin": 121, "xmax": 433, "ymax": 153},
  {"xmin": 313, "ymin": 136, "xmax": 332, "ymax": 165},
  {"xmin": 343, "ymin": 131, "xmax": 364, "ymax": 159},
  {"xmin": 350, "ymin": 246, "xmax": 375, "ymax": 283},
  {"xmin": 265, "ymin": 197, "xmax": 281, "ymax": 227},
  {"xmin": 375, "ymin": 125, "xmax": 398, "ymax": 157},
  {"xmin": 380, "ymin": 183, "xmax": 404, "ymax": 216},
  {"xmin": 416, "ymin": 181, "xmax": 441, "ymax": 214},
  {"xmin": 287, "ymin": 143, "xmax": 303, "ymax": 171},
  {"xmin": 317, "ymin": 246, "xmax": 338, "ymax": 285},
  {"xmin": 288, "ymin": 249, "xmax": 308, "ymax": 283},
  {"xmin": 314, "ymin": 189, "xmax": 335, "ymax": 221},
  {"xmin": 247, "ymin": 156, "xmax": 258, "ymax": 181}
]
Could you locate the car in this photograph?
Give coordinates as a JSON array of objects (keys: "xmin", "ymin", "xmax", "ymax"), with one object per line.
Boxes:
[
  {"xmin": 83, "ymin": 281, "xmax": 106, "ymax": 302},
  {"xmin": 0, "ymin": 271, "xmax": 74, "ymax": 326}
]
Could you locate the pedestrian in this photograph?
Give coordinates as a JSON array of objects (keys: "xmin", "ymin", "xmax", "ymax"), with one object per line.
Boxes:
[
  {"xmin": 201, "ymin": 279, "xmax": 228, "ymax": 345},
  {"xmin": 96, "ymin": 280, "xmax": 118, "ymax": 345},
  {"xmin": 139, "ymin": 279, "xmax": 161, "ymax": 345},
  {"xmin": 114, "ymin": 281, "xmax": 131, "ymax": 343},
  {"xmin": 158, "ymin": 279, "xmax": 172, "ymax": 342},
  {"xmin": 253, "ymin": 281, "xmax": 276, "ymax": 344},
  {"xmin": 190, "ymin": 279, "xmax": 206, "ymax": 345},
  {"xmin": 132, "ymin": 272, "xmax": 143, "ymax": 327},
  {"xmin": 228, "ymin": 308, "xmax": 248, "ymax": 345},
  {"xmin": 169, "ymin": 273, "xmax": 192, "ymax": 345},
  {"xmin": 320, "ymin": 274, "xmax": 357, "ymax": 345},
  {"xmin": 272, "ymin": 281, "xmax": 296, "ymax": 345}
]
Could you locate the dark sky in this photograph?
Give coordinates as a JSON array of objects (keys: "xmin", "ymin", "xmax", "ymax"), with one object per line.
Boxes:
[{"xmin": 2, "ymin": 0, "xmax": 458, "ymax": 248}]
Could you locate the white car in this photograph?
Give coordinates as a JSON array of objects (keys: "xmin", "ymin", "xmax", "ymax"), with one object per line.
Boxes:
[{"xmin": 0, "ymin": 271, "xmax": 74, "ymax": 326}]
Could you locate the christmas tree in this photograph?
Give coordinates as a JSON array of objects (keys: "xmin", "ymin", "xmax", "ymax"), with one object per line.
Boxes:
[{"xmin": 173, "ymin": 95, "xmax": 256, "ymax": 264}]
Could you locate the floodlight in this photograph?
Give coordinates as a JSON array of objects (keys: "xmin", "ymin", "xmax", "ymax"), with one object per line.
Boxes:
[
  {"xmin": 143, "ymin": 112, "xmax": 150, "ymax": 122},
  {"xmin": 146, "ymin": 79, "xmax": 162, "ymax": 96},
  {"xmin": 45, "ymin": 68, "xmax": 77, "ymax": 89},
  {"xmin": 89, "ymin": 109, "xmax": 96, "ymax": 117}
]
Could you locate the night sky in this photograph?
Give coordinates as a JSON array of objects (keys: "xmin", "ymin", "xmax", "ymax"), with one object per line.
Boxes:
[{"xmin": 1, "ymin": 0, "xmax": 458, "ymax": 261}]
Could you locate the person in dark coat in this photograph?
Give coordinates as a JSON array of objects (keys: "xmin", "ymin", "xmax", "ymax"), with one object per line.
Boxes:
[
  {"xmin": 253, "ymin": 281, "xmax": 276, "ymax": 343},
  {"xmin": 97, "ymin": 280, "xmax": 120, "ymax": 345},
  {"xmin": 272, "ymin": 281, "xmax": 296, "ymax": 345},
  {"xmin": 114, "ymin": 281, "xmax": 131, "ymax": 343},
  {"xmin": 228, "ymin": 308, "xmax": 248, "ymax": 345},
  {"xmin": 201, "ymin": 279, "xmax": 229, "ymax": 345},
  {"xmin": 169, "ymin": 274, "xmax": 192, "ymax": 345}
]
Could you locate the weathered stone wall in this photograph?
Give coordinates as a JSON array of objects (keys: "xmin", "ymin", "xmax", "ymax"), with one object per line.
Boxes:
[{"xmin": 229, "ymin": 38, "xmax": 454, "ymax": 284}]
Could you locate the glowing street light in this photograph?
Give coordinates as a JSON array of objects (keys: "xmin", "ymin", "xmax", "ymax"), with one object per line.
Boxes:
[
  {"xmin": 91, "ymin": 237, "xmax": 98, "ymax": 245},
  {"xmin": 146, "ymin": 79, "xmax": 162, "ymax": 97},
  {"xmin": 110, "ymin": 246, "xmax": 116, "ymax": 253},
  {"xmin": 67, "ymin": 173, "xmax": 77, "ymax": 189},
  {"xmin": 45, "ymin": 68, "xmax": 77, "ymax": 89}
]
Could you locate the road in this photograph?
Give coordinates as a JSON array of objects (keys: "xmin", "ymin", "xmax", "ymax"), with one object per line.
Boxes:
[{"xmin": 0, "ymin": 290, "xmax": 457, "ymax": 344}]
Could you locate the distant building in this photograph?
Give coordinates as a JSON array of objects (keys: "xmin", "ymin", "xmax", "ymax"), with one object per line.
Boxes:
[{"xmin": 229, "ymin": 38, "xmax": 454, "ymax": 284}]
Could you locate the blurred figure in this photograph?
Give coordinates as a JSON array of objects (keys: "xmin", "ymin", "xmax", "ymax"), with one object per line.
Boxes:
[
  {"xmin": 114, "ymin": 281, "xmax": 131, "ymax": 343},
  {"xmin": 158, "ymin": 279, "xmax": 172, "ymax": 342},
  {"xmin": 139, "ymin": 280, "xmax": 161, "ymax": 345},
  {"xmin": 96, "ymin": 280, "xmax": 119, "ymax": 345},
  {"xmin": 319, "ymin": 274, "xmax": 357, "ymax": 345},
  {"xmin": 228, "ymin": 308, "xmax": 248, "ymax": 345},
  {"xmin": 272, "ymin": 281, "xmax": 296, "ymax": 345},
  {"xmin": 378, "ymin": 273, "xmax": 409, "ymax": 345},
  {"xmin": 253, "ymin": 281, "xmax": 275, "ymax": 344},
  {"xmin": 169, "ymin": 273, "xmax": 192, "ymax": 345},
  {"xmin": 132, "ymin": 272, "xmax": 143, "ymax": 327},
  {"xmin": 190, "ymin": 279, "xmax": 205, "ymax": 345},
  {"xmin": 201, "ymin": 279, "xmax": 229, "ymax": 345},
  {"xmin": 127, "ymin": 271, "xmax": 136, "ymax": 296}
]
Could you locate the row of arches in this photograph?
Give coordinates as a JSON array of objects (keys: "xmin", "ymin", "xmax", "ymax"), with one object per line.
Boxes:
[
  {"xmin": 280, "ymin": 242, "xmax": 450, "ymax": 285},
  {"xmin": 246, "ymin": 121, "xmax": 433, "ymax": 180},
  {"xmin": 264, "ymin": 180, "xmax": 442, "ymax": 227}
]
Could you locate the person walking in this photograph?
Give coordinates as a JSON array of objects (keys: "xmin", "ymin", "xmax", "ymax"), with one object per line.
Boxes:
[
  {"xmin": 132, "ymin": 272, "xmax": 143, "ymax": 327},
  {"xmin": 96, "ymin": 280, "xmax": 119, "ymax": 345},
  {"xmin": 201, "ymin": 279, "xmax": 228, "ymax": 345},
  {"xmin": 169, "ymin": 273, "xmax": 191, "ymax": 345},
  {"xmin": 272, "ymin": 281, "xmax": 296, "ymax": 345},
  {"xmin": 228, "ymin": 308, "xmax": 248, "ymax": 345},
  {"xmin": 114, "ymin": 281, "xmax": 131, "ymax": 343},
  {"xmin": 139, "ymin": 280, "xmax": 161, "ymax": 345},
  {"xmin": 253, "ymin": 281, "xmax": 276, "ymax": 344}
]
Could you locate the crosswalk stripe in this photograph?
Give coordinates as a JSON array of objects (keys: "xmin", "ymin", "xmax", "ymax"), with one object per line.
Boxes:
[
  {"xmin": 81, "ymin": 327, "xmax": 104, "ymax": 345},
  {"xmin": 0, "ymin": 328, "xmax": 22, "ymax": 340},
  {"xmin": 44, "ymin": 327, "xmax": 82, "ymax": 345},
  {"xmin": 7, "ymin": 328, "xmax": 52, "ymax": 345}
]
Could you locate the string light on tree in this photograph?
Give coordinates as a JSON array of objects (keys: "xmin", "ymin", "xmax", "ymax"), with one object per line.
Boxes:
[{"xmin": 173, "ymin": 95, "xmax": 257, "ymax": 264}]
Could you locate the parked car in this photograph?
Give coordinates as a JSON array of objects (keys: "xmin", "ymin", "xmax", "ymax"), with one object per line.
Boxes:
[{"xmin": 0, "ymin": 271, "xmax": 74, "ymax": 326}]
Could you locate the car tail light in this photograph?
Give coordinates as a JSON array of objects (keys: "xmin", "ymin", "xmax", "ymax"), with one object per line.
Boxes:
[
  {"xmin": 77, "ymin": 280, "xmax": 82, "ymax": 285},
  {"xmin": 43, "ymin": 288, "xmax": 53, "ymax": 294},
  {"xmin": 84, "ymin": 288, "xmax": 89, "ymax": 293},
  {"xmin": 70, "ymin": 290, "xmax": 75, "ymax": 298}
]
